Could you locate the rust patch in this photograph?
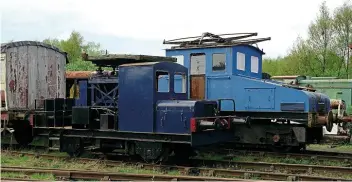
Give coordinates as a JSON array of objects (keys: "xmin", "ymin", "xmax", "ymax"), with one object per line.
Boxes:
[
  {"xmin": 330, "ymin": 99, "xmax": 346, "ymax": 110},
  {"xmin": 1, "ymin": 113, "xmax": 8, "ymax": 120},
  {"xmin": 66, "ymin": 71, "xmax": 93, "ymax": 79},
  {"xmin": 9, "ymin": 80, "xmax": 15, "ymax": 92}
]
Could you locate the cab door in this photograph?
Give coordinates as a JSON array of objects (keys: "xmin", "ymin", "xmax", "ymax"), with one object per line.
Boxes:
[{"xmin": 190, "ymin": 53, "xmax": 206, "ymax": 100}]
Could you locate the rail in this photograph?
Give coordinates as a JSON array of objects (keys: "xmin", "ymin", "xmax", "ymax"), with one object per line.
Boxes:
[
  {"xmin": 220, "ymin": 149, "xmax": 352, "ymax": 163},
  {"xmin": 1, "ymin": 166, "xmax": 237, "ymax": 181},
  {"xmin": 3, "ymin": 151, "xmax": 352, "ymax": 181},
  {"xmin": 2, "ymin": 143, "xmax": 352, "ymax": 163}
]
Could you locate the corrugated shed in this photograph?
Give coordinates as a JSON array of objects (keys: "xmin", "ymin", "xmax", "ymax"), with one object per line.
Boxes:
[{"xmin": 2, "ymin": 41, "xmax": 67, "ymax": 110}]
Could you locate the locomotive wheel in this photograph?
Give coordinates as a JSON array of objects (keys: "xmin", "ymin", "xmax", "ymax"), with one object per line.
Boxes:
[
  {"xmin": 67, "ymin": 144, "xmax": 83, "ymax": 158},
  {"xmin": 157, "ymin": 148, "xmax": 170, "ymax": 163},
  {"xmin": 135, "ymin": 142, "xmax": 171, "ymax": 163},
  {"xmin": 174, "ymin": 145, "xmax": 194, "ymax": 159},
  {"xmin": 64, "ymin": 138, "xmax": 83, "ymax": 158},
  {"xmin": 145, "ymin": 147, "xmax": 171, "ymax": 164},
  {"xmin": 173, "ymin": 145, "xmax": 196, "ymax": 164},
  {"xmin": 13, "ymin": 120, "xmax": 33, "ymax": 146}
]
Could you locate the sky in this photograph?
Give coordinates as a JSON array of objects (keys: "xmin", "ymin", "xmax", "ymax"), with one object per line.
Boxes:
[{"xmin": 0, "ymin": 0, "xmax": 348, "ymax": 58}]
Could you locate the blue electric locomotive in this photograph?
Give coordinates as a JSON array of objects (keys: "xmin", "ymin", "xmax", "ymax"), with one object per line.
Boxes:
[
  {"xmin": 162, "ymin": 32, "xmax": 335, "ymax": 151},
  {"xmin": 32, "ymin": 54, "xmax": 248, "ymax": 162}
]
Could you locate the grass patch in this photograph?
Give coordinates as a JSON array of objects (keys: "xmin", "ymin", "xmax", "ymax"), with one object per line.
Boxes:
[
  {"xmin": 195, "ymin": 151, "xmax": 352, "ymax": 179},
  {"xmin": 2, "ymin": 149, "xmax": 352, "ymax": 180},
  {"xmin": 198, "ymin": 150, "xmax": 350, "ymax": 167},
  {"xmin": 226, "ymin": 156, "xmax": 352, "ymax": 179},
  {"xmin": 1, "ymin": 172, "xmax": 55, "ymax": 180},
  {"xmin": 230, "ymin": 155, "xmax": 348, "ymax": 166},
  {"xmin": 1, "ymin": 151, "xmax": 181, "ymax": 177},
  {"xmin": 307, "ymin": 144, "xmax": 352, "ymax": 153}
]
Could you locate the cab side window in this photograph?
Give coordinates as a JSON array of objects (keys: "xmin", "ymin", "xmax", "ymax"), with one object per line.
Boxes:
[
  {"xmin": 156, "ymin": 71, "xmax": 170, "ymax": 93},
  {"xmin": 212, "ymin": 53, "xmax": 226, "ymax": 71},
  {"xmin": 174, "ymin": 72, "xmax": 186, "ymax": 93}
]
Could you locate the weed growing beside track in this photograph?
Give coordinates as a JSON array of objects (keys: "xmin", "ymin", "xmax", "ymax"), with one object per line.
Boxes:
[
  {"xmin": 1, "ymin": 151, "xmax": 181, "ymax": 176},
  {"xmin": 2, "ymin": 150, "xmax": 352, "ymax": 180},
  {"xmin": 307, "ymin": 144, "xmax": 352, "ymax": 153},
  {"xmin": 1, "ymin": 172, "xmax": 55, "ymax": 181},
  {"xmin": 197, "ymin": 150, "xmax": 352, "ymax": 167}
]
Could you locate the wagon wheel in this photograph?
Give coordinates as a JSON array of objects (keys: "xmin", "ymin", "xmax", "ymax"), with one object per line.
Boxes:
[{"xmin": 13, "ymin": 120, "xmax": 33, "ymax": 147}]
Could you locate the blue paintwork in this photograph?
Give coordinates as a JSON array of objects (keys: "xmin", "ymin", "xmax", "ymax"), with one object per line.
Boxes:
[
  {"xmin": 165, "ymin": 44, "xmax": 331, "ymax": 114},
  {"xmin": 166, "ymin": 45, "xmax": 263, "ymax": 79},
  {"xmin": 155, "ymin": 100, "xmax": 217, "ymax": 134},
  {"xmin": 73, "ymin": 77, "xmax": 119, "ymax": 107},
  {"xmin": 75, "ymin": 80, "xmax": 89, "ymax": 106},
  {"xmin": 156, "ymin": 100, "xmax": 195, "ymax": 134},
  {"xmin": 118, "ymin": 62, "xmax": 188, "ymax": 133},
  {"xmin": 89, "ymin": 77, "xmax": 118, "ymax": 107}
]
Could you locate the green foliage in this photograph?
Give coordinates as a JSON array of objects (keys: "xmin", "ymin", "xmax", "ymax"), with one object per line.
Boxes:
[
  {"xmin": 262, "ymin": 57, "xmax": 290, "ymax": 76},
  {"xmin": 263, "ymin": 0, "xmax": 352, "ymax": 78},
  {"xmin": 66, "ymin": 60, "xmax": 97, "ymax": 71},
  {"xmin": 43, "ymin": 30, "xmax": 105, "ymax": 71}
]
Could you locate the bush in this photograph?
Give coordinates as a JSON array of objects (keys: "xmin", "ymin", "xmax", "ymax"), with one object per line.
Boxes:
[{"xmin": 66, "ymin": 60, "xmax": 97, "ymax": 71}]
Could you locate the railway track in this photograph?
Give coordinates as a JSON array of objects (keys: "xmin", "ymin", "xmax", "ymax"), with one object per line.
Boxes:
[
  {"xmin": 1, "ymin": 143, "xmax": 352, "ymax": 160},
  {"xmin": 1, "ymin": 166, "xmax": 238, "ymax": 181},
  {"xmin": 3, "ymin": 142, "xmax": 352, "ymax": 163},
  {"xmin": 1, "ymin": 178, "xmax": 41, "ymax": 181},
  {"xmin": 189, "ymin": 158, "xmax": 352, "ymax": 174},
  {"xmin": 216, "ymin": 149, "xmax": 352, "ymax": 163},
  {"xmin": 3, "ymin": 151, "xmax": 352, "ymax": 181}
]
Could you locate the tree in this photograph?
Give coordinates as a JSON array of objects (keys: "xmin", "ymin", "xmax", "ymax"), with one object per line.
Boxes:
[
  {"xmin": 263, "ymin": 1, "xmax": 352, "ymax": 78},
  {"xmin": 306, "ymin": 1, "xmax": 335, "ymax": 74},
  {"xmin": 43, "ymin": 31, "xmax": 105, "ymax": 71},
  {"xmin": 333, "ymin": 0, "xmax": 352, "ymax": 78}
]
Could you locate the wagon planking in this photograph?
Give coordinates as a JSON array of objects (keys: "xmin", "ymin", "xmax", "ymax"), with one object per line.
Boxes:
[{"xmin": 1, "ymin": 41, "xmax": 68, "ymax": 111}]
